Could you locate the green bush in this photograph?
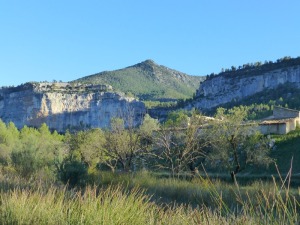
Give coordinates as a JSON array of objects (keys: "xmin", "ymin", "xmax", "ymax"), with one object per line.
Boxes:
[{"xmin": 58, "ymin": 159, "xmax": 88, "ymax": 187}]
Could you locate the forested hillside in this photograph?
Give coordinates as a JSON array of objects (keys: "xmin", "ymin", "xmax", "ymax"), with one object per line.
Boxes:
[{"xmin": 75, "ymin": 59, "xmax": 204, "ymax": 101}]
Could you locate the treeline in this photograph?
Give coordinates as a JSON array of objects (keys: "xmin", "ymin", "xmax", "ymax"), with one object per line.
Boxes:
[
  {"xmin": 0, "ymin": 107, "xmax": 272, "ymax": 186},
  {"xmin": 206, "ymin": 56, "xmax": 300, "ymax": 80}
]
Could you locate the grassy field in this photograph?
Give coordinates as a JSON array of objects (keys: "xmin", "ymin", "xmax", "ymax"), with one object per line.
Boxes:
[
  {"xmin": 270, "ymin": 129, "xmax": 300, "ymax": 174},
  {"xmin": 0, "ymin": 170, "xmax": 298, "ymax": 225}
]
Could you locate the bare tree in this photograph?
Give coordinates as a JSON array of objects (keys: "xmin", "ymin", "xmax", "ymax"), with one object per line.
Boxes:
[
  {"xmin": 103, "ymin": 115, "xmax": 158, "ymax": 172},
  {"xmin": 152, "ymin": 112, "xmax": 210, "ymax": 177}
]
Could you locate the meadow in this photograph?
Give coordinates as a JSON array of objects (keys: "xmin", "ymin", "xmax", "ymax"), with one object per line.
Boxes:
[{"xmin": 0, "ymin": 169, "xmax": 298, "ymax": 225}]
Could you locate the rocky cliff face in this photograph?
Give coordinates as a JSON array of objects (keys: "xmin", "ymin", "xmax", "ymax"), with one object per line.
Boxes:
[
  {"xmin": 192, "ymin": 65, "xmax": 300, "ymax": 110},
  {"xmin": 0, "ymin": 83, "xmax": 145, "ymax": 132}
]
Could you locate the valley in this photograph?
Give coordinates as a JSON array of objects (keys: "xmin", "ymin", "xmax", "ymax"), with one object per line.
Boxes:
[{"xmin": 0, "ymin": 56, "xmax": 300, "ymax": 224}]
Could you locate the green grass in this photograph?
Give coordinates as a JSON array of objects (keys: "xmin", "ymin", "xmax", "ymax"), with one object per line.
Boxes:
[
  {"xmin": 0, "ymin": 185, "xmax": 157, "ymax": 225},
  {"xmin": 269, "ymin": 128, "xmax": 300, "ymax": 174},
  {"xmin": 0, "ymin": 171, "xmax": 298, "ymax": 224},
  {"xmin": 218, "ymin": 128, "xmax": 300, "ymax": 187}
]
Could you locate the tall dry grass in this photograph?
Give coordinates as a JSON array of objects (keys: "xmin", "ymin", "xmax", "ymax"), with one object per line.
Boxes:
[{"xmin": 0, "ymin": 169, "xmax": 298, "ymax": 224}]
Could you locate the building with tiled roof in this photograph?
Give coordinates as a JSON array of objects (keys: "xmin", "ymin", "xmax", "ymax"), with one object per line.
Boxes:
[{"xmin": 259, "ymin": 106, "xmax": 300, "ymax": 134}]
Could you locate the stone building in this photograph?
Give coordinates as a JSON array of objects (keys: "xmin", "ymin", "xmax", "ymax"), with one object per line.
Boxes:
[{"xmin": 259, "ymin": 106, "xmax": 300, "ymax": 134}]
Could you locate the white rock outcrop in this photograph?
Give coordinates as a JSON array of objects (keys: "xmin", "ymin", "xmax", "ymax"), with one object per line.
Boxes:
[
  {"xmin": 193, "ymin": 66, "xmax": 300, "ymax": 110},
  {"xmin": 0, "ymin": 83, "xmax": 145, "ymax": 132}
]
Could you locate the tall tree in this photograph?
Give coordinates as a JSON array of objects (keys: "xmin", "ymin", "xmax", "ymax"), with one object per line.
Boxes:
[
  {"xmin": 104, "ymin": 118, "xmax": 141, "ymax": 172},
  {"xmin": 153, "ymin": 112, "xmax": 210, "ymax": 177},
  {"xmin": 0, "ymin": 120, "xmax": 20, "ymax": 169},
  {"xmin": 103, "ymin": 115, "xmax": 159, "ymax": 172},
  {"xmin": 12, "ymin": 124, "xmax": 65, "ymax": 179},
  {"xmin": 207, "ymin": 107, "xmax": 272, "ymax": 182},
  {"xmin": 65, "ymin": 129, "xmax": 107, "ymax": 171}
]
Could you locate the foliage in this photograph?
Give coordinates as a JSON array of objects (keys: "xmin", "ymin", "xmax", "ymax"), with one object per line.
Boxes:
[
  {"xmin": 103, "ymin": 116, "xmax": 159, "ymax": 172},
  {"xmin": 139, "ymin": 114, "xmax": 160, "ymax": 149},
  {"xmin": 0, "ymin": 117, "xmax": 299, "ymax": 223},
  {"xmin": 58, "ymin": 129, "xmax": 106, "ymax": 186},
  {"xmin": 207, "ymin": 107, "xmax": 273, "ymax": 181},
  {"xmin": 58, "ymin": 159, "xmax": 88, "ymax": 186},
  {"xmin": 0, "ymin": 109, "xmax": 274, "ymax": 182},
  {"xmin": 62, "ymin": 125, "xmax": 145, "ymax": 182},
  {"xmin": 0, "ymin": 121, "xmax": 19, "ymax": 168},
  {"xmin": 164, "ymin": 110, "xmax": 190, "ymax": 128},
  {"xmin": 103, "ymin": 118, "xmax": 140, "ymax": 172},
  {"xmin": 152, "ymin": 112, "xmax": 210, "ymax": 176},
  {"xmin": 0, "ymin": 122, "xmax": 66, "ymax": 179},
  {"xmin": 64, "ymin": 129, "xmax": 106, "ymax": 169},
  {"xmin": 143, "ymin": 100, "xmax": 176, "ymax": 109},
  {"xmin": 139, "ymin": 114, "xmax": 160, "ymax": 137}
]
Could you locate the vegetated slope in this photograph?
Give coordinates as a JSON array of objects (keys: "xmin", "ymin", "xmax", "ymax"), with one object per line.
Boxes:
[
  {"xmin": 270, "ymin": 128, "xmax": 300, "ymax": 175},
  {"xmin": 75, "ymin": 60, "xmax": 204, "ymax": 101},
  {"xmin": 243, "ymin": 128, "xmax": 300, "ymax": 185}
]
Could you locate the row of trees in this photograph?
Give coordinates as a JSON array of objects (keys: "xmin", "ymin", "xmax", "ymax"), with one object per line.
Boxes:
[
  {"xmin": 205, "ymin": 56, "xmax": 300, "ymax": 80},
  {"xmin": 0, "ymin": 107, "xmax": 273, "ymax": 185}
]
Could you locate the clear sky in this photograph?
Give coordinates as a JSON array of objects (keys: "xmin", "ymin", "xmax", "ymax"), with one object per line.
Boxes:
[{"xmin": 1, "ymin": 1, "xmax": 300, "ymax": 86}]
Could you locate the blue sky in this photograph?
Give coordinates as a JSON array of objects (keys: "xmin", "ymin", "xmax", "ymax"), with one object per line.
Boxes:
[{"xmin": 1, "ymin": 1, "xmax": 300, "ymax": 86}]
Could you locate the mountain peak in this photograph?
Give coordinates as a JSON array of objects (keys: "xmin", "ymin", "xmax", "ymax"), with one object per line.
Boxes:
[
  {"xmin": 130, "ymin": 59, "xmax": 158, "ymax": 72},
  {"xmin": 75, "ymin": 60, "xmax": 203, "ymax": 101},
  {"xmin": 134, "ymin": 59, "xmax": 157, "ymax": 67},
  {"xmin": 142, "ymin": 59, "xmax": 156, "ymax": 65}
]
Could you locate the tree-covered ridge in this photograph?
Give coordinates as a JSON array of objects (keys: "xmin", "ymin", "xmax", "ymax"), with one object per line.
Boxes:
[
  {"xmin": 205, "ymin": 56, "xmax": 300, "ymax": 80},
  {"xmin": 0, "ymin": 107, "xmax": 273, "ymax": 183},
  {"xmin": 74, "ymin": 60, "xmax": 204, "ymax": 101}
]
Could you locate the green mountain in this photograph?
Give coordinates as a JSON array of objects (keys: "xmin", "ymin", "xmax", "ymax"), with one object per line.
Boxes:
[{"xmin": 74, "ymin": 60, "xmax": 204, "ymax": 101}]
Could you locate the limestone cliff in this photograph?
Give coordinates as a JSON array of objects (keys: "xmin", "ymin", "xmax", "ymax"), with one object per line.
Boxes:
[
  {"xmin": 0, "ymin": 82, "xmax": 145, "ymax": 132},
  {"xmin": 192, "ymin": 65, "xmax": 300, "ymax": 110}
]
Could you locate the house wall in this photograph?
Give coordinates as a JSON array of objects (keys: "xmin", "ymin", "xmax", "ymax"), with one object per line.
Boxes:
[
  {"xmin": 259, "ymin": 107, "xmax": 300, "ymax": 135},
  {"xmin": 286, "ymin": 118, "xmax": 297, "ymax": 133},
  {"xmin": 259, "ymin": 118, "xmax": 298, "ymax": 135},
  {"xmin": 273, "ymin": 106, "xmax": 300, "ymax": 118},
  {"xmin": 296, "ymin": 118, "xmax": 300, "ymax": 127},
  {"xmin": 260, "ymin": 123, "xmax": 287, "ymax": 135}
]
